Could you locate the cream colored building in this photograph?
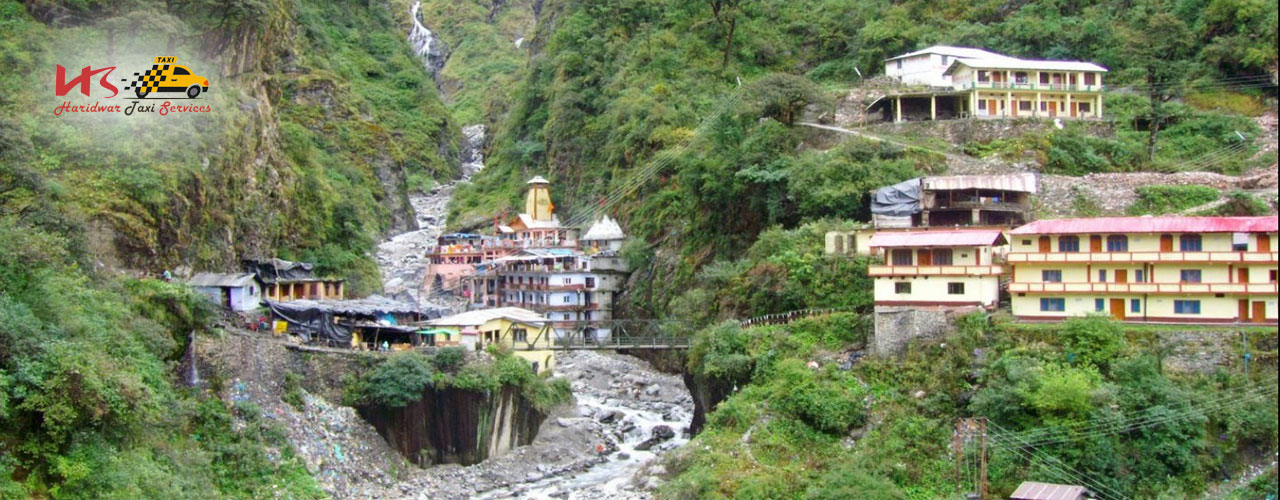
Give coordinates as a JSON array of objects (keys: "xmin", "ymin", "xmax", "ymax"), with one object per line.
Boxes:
[
  {"xmin": 426, "ymin": 307, "xmax": 558, "ymax": 374},
  {"xmin": 868, "ymin": 229, "xmax": 1007, "ymax": 308},
  {"xmin": 1007, "ymin": 216, "xmax": 1278, "ymax": 324}
]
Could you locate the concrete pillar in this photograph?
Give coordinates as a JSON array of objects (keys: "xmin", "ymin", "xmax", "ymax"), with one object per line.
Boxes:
[
  {"xmin": 930, "ymin": 95, "xmax": 936, "ymax": 121},
  {"xmin": 894, "ymin": 97, "xmax": 902, "ymax": 122},
  {"xmin": 1005, "ymin": 91, "xmax": 1012, "ymax": 118},
  {"xmin": 1066, "ymin": 92, "xmax": 1072, "ymax": 118},
  {"xmin": 1097, "ymin": 94, "xmax": 1103, "ymax": 118},
  {"xmin": 1035, "ymin": 92, "xmax": 1042, "ymax": 118},
  {"xmin": 970, "ymin": 91, "xmax": 978, "ymax": 118},
  {"xmin": 971, "ymin": 209, "xmax": 980, "ymax": 225}
]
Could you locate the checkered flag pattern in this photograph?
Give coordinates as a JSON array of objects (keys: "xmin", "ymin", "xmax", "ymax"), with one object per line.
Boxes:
[{"xmin": 121, "ymin": 64, "xmax": 169, "ymax": 93}]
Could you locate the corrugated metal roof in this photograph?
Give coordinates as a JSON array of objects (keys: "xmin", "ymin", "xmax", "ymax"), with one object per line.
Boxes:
[
  {"xmin": 1010, "ymin": 481, "xmax": 1089, "ymax": 500},
  {"xmin": 869, "ymin": 229, "xmax": 1007, "ymax": 248},
  {"xmin": 188, "ymin": 272, "xmax": 257, "ymax": 288},
  {"xmin": 923, "ymin": 173, "xmax": 1038, "ymax": 193},
  {"xmin": 945, "ymin": 58, "xmax": 1108, "ymax": 73},
  {"xmin": 427, "ymin": 307, "xmax": 548, "ymax": 327},
  {"xmin": 885, "ymin": 45, "xmax": 1017, "ymax": 62},
  {"xmin": 1011, "ymin": 216, "xmax": 1279, "ymax": 235}
]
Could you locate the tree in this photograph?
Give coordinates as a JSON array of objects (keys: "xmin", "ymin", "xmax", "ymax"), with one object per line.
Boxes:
[
  {"xmin": 706, "ymin": 0, "xmax": 745, "ymax": 68},
  {"xmin": 1120, "ymin": 2, "xmax": 1197, "ymax": 163}
]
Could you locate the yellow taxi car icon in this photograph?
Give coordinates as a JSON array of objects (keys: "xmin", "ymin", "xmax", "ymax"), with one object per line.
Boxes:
[{"xmin": 131, "ymin": 57, "xmax": 210, "ymax": 99}]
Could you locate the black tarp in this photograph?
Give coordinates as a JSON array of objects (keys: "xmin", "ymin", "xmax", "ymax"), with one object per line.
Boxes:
[
  {"xmin": 266, "ymin": 300, "xmax": 352, "ymax": 345},
  {"xmin": 243, "ymin": 258, "xmax": 319, "ymax": 283},
  {"xmin": 871, "ymin": 178, "xmax": 922, "ymax": 217}
]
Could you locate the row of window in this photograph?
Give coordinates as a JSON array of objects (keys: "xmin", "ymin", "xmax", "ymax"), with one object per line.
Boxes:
[
  {"xmin": 1033, "ymin": 234, "xmax": 1209, "ymax": 253},
  {"xmin": 1039, "ymin": 298, "xmax": 1202, "ymax": 314},
  {"xmin": 1039, "ymin": 269, "xmax": 1205, "ymax": 283},
  {"xmin": 975, "ymin": 70, "xmax": 1099, "ymax": 86},
  {"xmin": 890, "ymin": 248, "xmax": 957, "ymax": 266},
  {"xmin": 895, "ymin": 282, "xmax": 966, "ymax": 294},
  {"xmin": 976, "ymin": 100, "xmax": 1093, "ymax": 113}
]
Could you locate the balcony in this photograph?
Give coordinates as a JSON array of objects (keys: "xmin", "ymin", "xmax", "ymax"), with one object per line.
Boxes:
[
  {"xmin": 1009, "ymin": 281, "xmax": 1278, "ymax": 295},
  {"xmin": 957, "ymin": 81, "xmax": 1104, "ymax": 93},
  {"xmin": 1007, "ymin": 251, "xmax": 1279, "ymax": 264},
  {"xmin": 868, "ymin": 265, "xmax": 1004, "ymax": 277}
]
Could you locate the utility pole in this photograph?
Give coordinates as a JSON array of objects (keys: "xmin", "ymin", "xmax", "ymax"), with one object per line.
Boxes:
[{"xmin": 954, "ymin": 417, "xmax": 989, "ymax": 499}]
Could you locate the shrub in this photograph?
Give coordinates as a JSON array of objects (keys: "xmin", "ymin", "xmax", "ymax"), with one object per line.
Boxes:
[
  {"xmin": 772, "ymin": 361, "xmax": 865, "ymax": 434},
  {"xmin": 357, "ymin": 352, "xmax": 434, "ymax": 407},
  {"xmin": 432, "ymin": 346, "xmax": 465, "ymax": 372},
  {"xmin": 1127, "ymin": 185, "xmax": 1221, "ymax": 215},
  {"xmin": 1060, "ymin": 316, "xmax": 1127, "ymax": 368},
  {"xmin": 1201, "ymin": 190, "xmax": 1272, "ymax": 216}
]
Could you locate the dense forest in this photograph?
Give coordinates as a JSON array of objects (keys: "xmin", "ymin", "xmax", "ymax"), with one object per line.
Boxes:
[{"xmin": 0, "ymin": 0, "xmax": 1276, "ymax": 497}]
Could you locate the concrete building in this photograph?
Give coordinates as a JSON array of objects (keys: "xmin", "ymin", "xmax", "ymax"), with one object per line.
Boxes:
[
  {"xmin": 1007, "ymin": 216, "xmax": 1278, "ymax": 324},
  {"xmin": 881, "ymin": 45, "xmax": 1106, "ymax": 122},
  {"xmin": 188, "ymin": 272, "xmax": 261, "ymax": 312},
  {"xmin": 871, "ymin": 173, "xmax": 1037, "ymax": 229},
  {"xmin": 868, "ymin": 229, "xmax": 1007, "ymax": 309},
  {"xmin": 426, "ymin": 307, "xmax": 556, "ymax": 374},
  {"xmin": 244, "ymin": 258, "xmax": 344, "ymax": 302}
]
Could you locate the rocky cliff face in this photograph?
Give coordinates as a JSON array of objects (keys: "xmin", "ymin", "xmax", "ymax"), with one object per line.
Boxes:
[{"xmin": 358, "ymin": 385, "xmax": 547, "ymax": 466}]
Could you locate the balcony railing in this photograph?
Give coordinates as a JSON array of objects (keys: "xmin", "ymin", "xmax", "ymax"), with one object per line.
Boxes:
[
  {"xmin": 1007, "ymin": 251, "xmax": 1279, "ymax": 264},
  {"xmin": 868, "ymin": 265, "xmax": 1004, "ymax": 277},
  {"xmin": 1009, "ymin": 281, "xmax": 1278, "ymax": 294},
  {"xmin": 958, "ymin": 81, "xmax": 1104, "ymax": 92}
]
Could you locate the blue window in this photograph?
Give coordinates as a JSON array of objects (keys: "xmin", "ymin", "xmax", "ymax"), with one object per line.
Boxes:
[
  {"xmin": 1130, "ymin": 299, "xmax": 1141, "ymax": 313},
  {"xmin": 1040, "ymin": 298, "xmax": 1066, "ymax": 312},
  {"xmin": 1042, "ymin": 270, "xmax": 1063, "ymax": 282},
  {"xmin": 1174, "ymin": 300, "xmax": 1201, "ymax": 314},
  {"xmin": 1134, "ymin": 270, "xmax": 1146, "ymax": 283},
  {"xmin": 1180, "ymin": 234, "xmax": 1202, "ymax": 252},
  {"xmin": 1106, "ymin": 235, "xmax": 1128, "ymax": 252},
  {"xmin": 1058, "ymin": 236, "xmax": 1080, "ymax": 253},
  {"xmin": 1098, "ymin": 270, "xmax": 1107, "ymax": 282},
  {"xmin": 1180, "ymin": 269, "xmax": 1202, "ymax": 283},
  {"xmin": 1095, "ymin": 298, "xmax": 1105, "ymax": 311}
]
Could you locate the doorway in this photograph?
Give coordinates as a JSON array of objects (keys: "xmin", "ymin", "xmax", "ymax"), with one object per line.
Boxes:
[
  {"xmin": 1252, "ymin": 302, "xmax": 1266, "ymax": 323},
  {"xmin": 1239, "ymin": 299, "xmax": 1250, "ymax": 322},
  {"xmin": 1110, "ymin": 298, "xmax": 1126, "ymax": 321}
]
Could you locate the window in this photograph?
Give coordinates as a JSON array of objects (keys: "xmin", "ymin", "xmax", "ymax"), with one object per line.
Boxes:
[
  {"xmin": 1095, "ymin": 298, "xmax": 1105, "ymax": 312},
  {"xmin": 585, "ymin": 277, "xmax": 595, "ymax": 288},
  {"xmin": 513, "ymin": 329, "xmax": 528, "ymax": 342},
  {"xmin": 1019, "ymin": 101, "xmax": 1032, "ymax": 111},
  {"xmin": 1039, "ymin": 72, "xmax": 1050, "ymax": 84},
  {"xmin": 1134, "ymin": 269, "xmax": 1146, "ymax": 283},
  {"xmin": 1106, "ymin": 235, "xmax": 1128, "ymax": 252},
  {"xmin": 932, "ymin": 248, "xmax": 954, "ymax": 266},
  {"xmin": 1232, "ymin": 232, "xmax": 1249, "ymax": 251},
  {"xmin": 563, "ymin": 277, "xmax": 572, "ymax": 284},
  {"xmin": 941, "ymin": 55, "xmax": 949, "ymax": 66},
  {"xmin": 1058, "ymin": 236, "xmax": 1080, "ymax": 253},
  {"xmin": 1180, "ymin": 269, "xmax": 1202, "ymax": 283},
  {"xmin": 1084, "ymin": 73, "xmax": 1096, "ymax": 85},
  {"xmin": 1015, "ymin": 72, "xmax": 1028, "ymax": 84},
  {"xmin": 1098, "ymin": 270, "xmax": 1107, "ymax": 282},
  {"xmin": 892, "ymin": 249, "xmax": 913, "ymax": 266},
  {"xmin": 896, "ymin": 60, "xmax": 902, "ymax": 69},
  {"xmin": 1042, "ymin": 270, "xmax": 1063, "ymax": 282},
  {"xmin": 1040, "ymin": 298, "xmax": 1066, "ymax": 312},
  {"xmin": 978, "ymin": 100, "xmax": 987, "ymax": 110},
  {"xmin": 563, "ymin": 295, "xmax": 572, "ymax": 303},
  {"xmin": 172, "ymin": 67, "xmax": 191, "ymax": 75},
  {"xmin": 1040, "ymin": 101, "xmax": 1047, "ymax": 111},
  {"xmin": 1130, "ymin": 299, "xmax": 1141, "ymax": 313},
  {"xmin": 948, "ymin": 282, "xmax": 965, "ymax": 295},
  {"xmin": 895, "ymin": 282, "xmax": 912, "ymax": 294},
  {"xmin": 1271, "ymin": 270, "xmax": 1277, "ymax": 282},
  {"xmin": 978, "ymin": 70, "xmax": 989, "ymax": 82},
  {"xmin": 1173, "ymin": 300, "xmax": 1201, "ymax": 314},
  {"xmin": 1180, "ymin": 234, "xmax": 1202, "ymax": 252},
  {"xmin": 1022, "ymin": 239, "xmax": 1032, "ymax": 246},
  {"xmin": 1078, "ymin": 102, "xmax": 1091, "ymax": 113}
]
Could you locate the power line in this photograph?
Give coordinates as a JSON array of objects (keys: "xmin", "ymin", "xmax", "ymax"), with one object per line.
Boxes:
[{"xmin": 988, "ymin": 421, "xmax": 1129, "ymax": 500}]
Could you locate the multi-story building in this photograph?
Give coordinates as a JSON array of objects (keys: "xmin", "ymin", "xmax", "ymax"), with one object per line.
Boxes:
[
  {"xmin": 868, "ymin": 229, "xmax": 1007, "ymax": 309},
  {"xmin": 881, "ymin": 45, "xmax": 1107, "ymax": 122},
  {"xmin": 1007, "ymin": 216, "xmax": 1278, "ymax": 324},
  {"xmin": 463, "ymin": 217, "xmax": 631, "ymax": 341}
]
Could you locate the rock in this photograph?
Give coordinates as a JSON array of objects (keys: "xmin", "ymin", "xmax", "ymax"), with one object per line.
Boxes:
[
  {"xmin": 598, "ymin": 410, "xmax": 625, "ymax": 424},
  {"xmin": 616, "ymin": 452, "xmax": 630, "ymax": 460},
  {"xmin": 556, "ymin": 418, "xmax": 574, "ymax": 428},
  {"xmin": 634, "ymin": 425, "xmax": 675, "ymax": 451},
  {"xmin": 913, "ymin": 390, "xmax": 927, "ymax": 399},
  {"xmin": 645, "ymin": 384, "xmax": 661, "ymax": 396}
]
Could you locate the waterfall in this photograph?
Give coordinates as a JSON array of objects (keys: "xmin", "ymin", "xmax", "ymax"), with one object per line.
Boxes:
[
  {"xmin": 408, "ymin": 1, "xmax": 449, "ymax": 76},
  {"xmin": 185, "ymin": 330, "xmax": 201, "ymax": 387}
]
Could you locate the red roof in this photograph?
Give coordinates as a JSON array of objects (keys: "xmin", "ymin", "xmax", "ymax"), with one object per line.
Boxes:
[
  {"xmin": 869, "ymin": 229, "xmax": 1007, "ymax": 248},
  {"xmin": 1011, "ymin": 216, "xmax": 1278, "ymax": 235}
]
